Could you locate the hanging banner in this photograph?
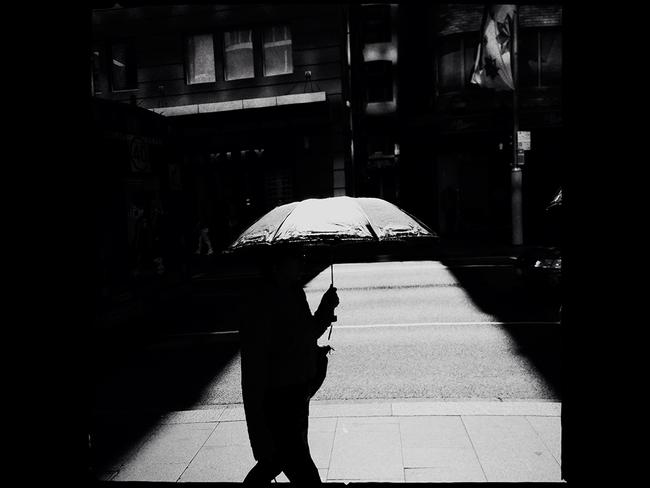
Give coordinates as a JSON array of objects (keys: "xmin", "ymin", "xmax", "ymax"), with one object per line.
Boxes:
[{"xmin": 470, "ymin": 5, "xmax": 517, "ymax": 91}]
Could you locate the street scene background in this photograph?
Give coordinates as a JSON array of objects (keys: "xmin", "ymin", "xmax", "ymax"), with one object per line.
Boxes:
[{"xmin": 88, "ymin": 2, "xmax": 565, "ymax": 483}]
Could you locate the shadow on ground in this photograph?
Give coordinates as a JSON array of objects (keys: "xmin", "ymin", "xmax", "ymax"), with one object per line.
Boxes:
[
  {"xmin": 91, "ymin": 255, "xmax": 331, "ymax": 474},
  {"xmin": 439, "ymin": 258, "xmax": 563, "ymax": 400}
]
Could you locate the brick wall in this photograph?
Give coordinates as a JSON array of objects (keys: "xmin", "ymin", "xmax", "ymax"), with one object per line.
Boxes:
[
  {"xmin": 437, "ymin": 4, "xmax": 562, "ymax": 36},
  {"xmin": 520, "ymin": 5, "xmax": 563, "ymax": 28}
]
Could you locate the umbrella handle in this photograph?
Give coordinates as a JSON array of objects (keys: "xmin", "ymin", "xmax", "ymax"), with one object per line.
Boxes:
[{"xmin": 328, "ymin": 250, "xmax": 337, "ymax": 340}]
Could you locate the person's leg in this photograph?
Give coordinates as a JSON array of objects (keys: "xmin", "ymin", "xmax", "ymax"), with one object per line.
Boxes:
[
  {"xmin": 204, "ymin": 228, "xmax": 214, "ymax": 254},
  {"xmin": 243, "ymin": 459, "xmax": 283, "ymax": 486},
  {"xmin": 272, "ymin": 385, "xmax": 321, "ymax": 484}
]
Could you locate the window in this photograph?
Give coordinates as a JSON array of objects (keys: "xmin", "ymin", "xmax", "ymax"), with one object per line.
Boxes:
[
  {"xmin": 437, "ymin": 34, "xmax": 479, "ymax": 92},
  {"xmin": 362, "ymin": 4, "xmax": 392, "ymax": 44},
  {"xmin": 263, "ymin": 25, "xmax": 293, "ymax": 77},
  {"xmin": 540, "ymin": 30, "xmax": 562, "ymax": 86},
  {"xmin": 92, "ymin": 45, "xmax": 102, "ymax": 94},
  {"xmin": 365, "ymin": 60, "xmax": 393, "ymax": 103},
  {"xmin": 224, "ymin": 29, "xmax": 254, "ymax": 80},
  {"xmin": 519, "ymin": 28, "xmax": 562, "ymax": 88},
  {"xmin": 519, "ymin": 30, "xmax": 538, "ymax": 87},
  {"xmin": 438, "ymin": 36, "xmax": 462, "ymax": 91},
  {"xmin": 110, "ymin": 40, "xmax": 137, "ymax": 91},
  {"xmin": 186, "ymin": 34, "xmax": 216, "ymax": 84}
]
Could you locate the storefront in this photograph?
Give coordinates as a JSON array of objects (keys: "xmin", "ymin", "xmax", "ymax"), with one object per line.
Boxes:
[
  {"xmin": 92, "ymin": 99, "xmax": 189, "ymax": 328},
  {"xmin": 172, "ymin": 99, "xmax": 343, "ymax": 250}
]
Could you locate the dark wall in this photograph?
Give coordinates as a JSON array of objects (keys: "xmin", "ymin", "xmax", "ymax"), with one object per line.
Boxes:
[{"xmin": 92, "ymin": 99, "xmax": 191, "ymax": 320}]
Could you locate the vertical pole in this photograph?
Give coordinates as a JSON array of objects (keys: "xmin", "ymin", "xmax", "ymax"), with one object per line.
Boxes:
[{"xmin": 511, "ymin": 7, "xmax": 523, "ymax": 246}]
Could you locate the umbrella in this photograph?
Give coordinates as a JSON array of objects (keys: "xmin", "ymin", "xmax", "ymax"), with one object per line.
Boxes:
[
  {"xmin": 228, "ymin": 195, "xmax": 436, "ymax": 253},
  {"xmin": 227, "ymin": 196, "xmax": 437, "ymax": 339}
]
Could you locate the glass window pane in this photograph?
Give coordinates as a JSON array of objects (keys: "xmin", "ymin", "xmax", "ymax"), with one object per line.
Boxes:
[
  {"xmin": 365, "ymin": 60, "xmax": 393, "ymax": 102},
  {"xmin": 540, "ymin": 30, "xmax": 562, "ymax": 86},
  {"xmin": 186, "ymin": 34, "xmax": 216, "ymax": 84},
  {"xmin": 92, "ymin": 46, "xmax": 102, "ymax": 94},
  {"xmin": 438, "ymin": 36, "xmax": 461, "ymax": 91},
  {"xmin": 264, "ymin": 25, "xmax": 293, "ymax": 76},
  {"xmin": 111, "ymin": 41, "xmax": 137, "ymax": 91},
  {"xmin": 464, "ymin": 38, "xmax": 477, "ymax": 86},
  {"xmin": 519, "ymin": 29, "xmax": 538, "ymax": 87},
  {"xmin": 224, "ymin": 29, "xmax": 254, "ymax": 80},
  {"xmin": 362, "ymin": 4, "xmax": 392, "ymax": 44}
]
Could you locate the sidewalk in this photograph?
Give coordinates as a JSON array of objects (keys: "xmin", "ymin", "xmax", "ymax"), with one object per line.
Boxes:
[{"xmin": 94, "ymin": 400, "xmax": 563, "ymax": 483}]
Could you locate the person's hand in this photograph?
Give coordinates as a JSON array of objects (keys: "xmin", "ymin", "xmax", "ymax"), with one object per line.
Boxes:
[{"xmin": 320, "ymin": 285, "xmax": 339, "ymax": 311}]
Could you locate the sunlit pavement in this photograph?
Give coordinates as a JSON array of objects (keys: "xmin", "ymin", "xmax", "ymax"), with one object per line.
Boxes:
[
  {"xmin": 93, "ymin": 258, "xmax": 564, "ymax": 483},
  {"xmin": 93, "ymin": 400, "xmax": 563, "ymax": 483}
]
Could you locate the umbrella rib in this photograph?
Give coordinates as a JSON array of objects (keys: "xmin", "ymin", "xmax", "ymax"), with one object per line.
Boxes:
[
  {"xmin": 354, "ymin": 201, "xmax": 380, "ymax": 240},
  {"xmin": 269, "ymin": 204, "xmax": 298, "ymax": 243}
]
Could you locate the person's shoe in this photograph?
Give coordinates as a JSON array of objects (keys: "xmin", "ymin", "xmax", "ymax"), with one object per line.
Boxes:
[{"xmin": 207, "ymin": 249, "xmax": 214, "ymax": 256}]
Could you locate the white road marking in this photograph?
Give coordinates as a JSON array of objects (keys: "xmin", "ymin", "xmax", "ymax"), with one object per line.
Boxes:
[{"xmin": 166, "ymin": 320, "xmax": 559, "ymax": 337}]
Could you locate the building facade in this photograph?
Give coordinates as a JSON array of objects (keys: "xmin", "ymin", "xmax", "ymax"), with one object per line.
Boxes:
[
  {"xmin": 348, "ymin": 3, "xmax": 563, "ymax": 245},
  {"xmin": 92, "ymin": 3, "xmax": 563, "ymax": 250},
  {"xmin": 92, "ymin": 3, "xmax": 352, "ymax": 249}
]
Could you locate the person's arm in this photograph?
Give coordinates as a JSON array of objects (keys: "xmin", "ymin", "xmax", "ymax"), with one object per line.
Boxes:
[{"xmin": 310, "ymin": 285, "xmax": 340, "ymax": 339}]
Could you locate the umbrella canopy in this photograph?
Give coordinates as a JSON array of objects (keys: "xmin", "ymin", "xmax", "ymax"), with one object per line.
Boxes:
[{"xmin": 227, "ymin": 196, "xmax": 436, "ymax": 251}]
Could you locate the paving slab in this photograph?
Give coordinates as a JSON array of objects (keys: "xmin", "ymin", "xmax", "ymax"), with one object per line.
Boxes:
[
  {"xmin": 308, "ymin": 417, "xmax": 338, "ymax": 469},
  {"xmin": 526, "ymin": 415, "xmax": 562, "ymax": 465},
  {"xmin": 219, "ymin": 405, "xmax": 246, "ymax": 422},
  {"xmin": 161, "ymin": 408, "xmax": 226, "ymax": 424},
  {"xmin": 398, "ymin": 416, "xmax": 485, "ymax": 480},
  {"xmin": 404, "ymin": 466, "xmax": 485, "ymax": 483},
  {"xmin": 203, "ymin": 420, "xmax": 250, "ymax": 447},
  {"xmin": 328, "ymin": 418, "xmax": 404, "ymax": 481},
  {"xmin": 462, "ymin": 415, "xmax": 562, "ymax": 482},
  {"xmin": 392, "ymin": 401, "xmax": 561, "ymax": 417},
  {"xmin": 113, "ymin": 462, "xmax": 187, "ymax": 482},
  {"xmin": 179, "ymin": 444, "xmax": 255, "ymax": 482},
  {"xmin": 310, "ymin": 402, "xmax": 392, "ymax": 418},
  {"xmin": 121, "ymin": 422, "xmax": 216, "ymax": 466},
  {"xmin": 274, "ymin": 469, "xmax": 328, "ymax": 483},
  {"xmin": 95, "ymin": 470, "xmax": 118, "ymax": 481}
]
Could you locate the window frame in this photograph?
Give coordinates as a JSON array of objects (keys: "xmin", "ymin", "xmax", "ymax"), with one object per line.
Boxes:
[
  {"xmin": 518, "ymin": 26, "xmax": 562, "ymax": 88},
  {"xmin": 109, "ymin": 38, "xmax": 138, "ymax": 93},
  {"xmin": 183, "ymin": 32, "xmax": 218, "ymax": 86},
  {"xmin": 181, "ymin": 22, "xmax": 296, "ymax": 85},
  {"xmin": 436, "ymin": 32, "xmax": 480, "ymax": 94},
  {"xmin": 361, "ymin": 4, "xmax": 392, "ymax": 44},
  {"xmin": 538, "ymin": 27, "xmax": 562, "ymax": 88},
  {"xmin": 364, "ymin": 59, "xmax": 394, "ymax": 104},
  {"xmin": 223, "ymin": 27, "xmax": 256, "ymax": 81},
  {"xmin": 261, "ymin": 24, "xmax": 294, "ymax": 78},
  {"xmin": 91, "ymin": 42, "xmax": 104, "ymax": 95}
]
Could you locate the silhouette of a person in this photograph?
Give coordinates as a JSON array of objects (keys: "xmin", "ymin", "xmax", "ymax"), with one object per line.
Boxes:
[
  {"xmin": 240, "ymin": 247, "xmax": 339, "ymax": 485},
  {"xmin": 194, "ymin": 220, "xmax": 214, "ymax": 255}
]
